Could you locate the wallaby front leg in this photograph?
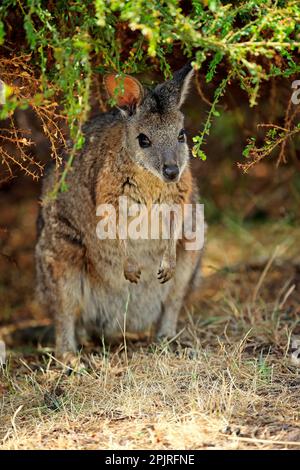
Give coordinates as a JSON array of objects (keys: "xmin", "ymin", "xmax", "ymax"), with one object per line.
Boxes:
[
  {"xmin": 120, "ymin": 239, "xmax": 141, "ymax": 284},
  {"xmin": 157, "ymin": 212, "xmax": 176, "ymax": 284}
]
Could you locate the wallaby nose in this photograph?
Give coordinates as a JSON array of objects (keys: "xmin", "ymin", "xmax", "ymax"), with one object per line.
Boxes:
[{"xmin": 163, "ymin": 164, "xmax": 179, "ymax": 181}]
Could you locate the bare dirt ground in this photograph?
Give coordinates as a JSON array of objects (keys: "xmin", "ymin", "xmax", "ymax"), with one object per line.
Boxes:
[{"xmin": 0, "ymin": 177, "xmax": 300, "ymax": 450}]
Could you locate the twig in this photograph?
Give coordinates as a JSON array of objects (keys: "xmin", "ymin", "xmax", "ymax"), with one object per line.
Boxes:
[{"xmin": 252, "ymin": 246, "xmax": 281, "ymax": 303}]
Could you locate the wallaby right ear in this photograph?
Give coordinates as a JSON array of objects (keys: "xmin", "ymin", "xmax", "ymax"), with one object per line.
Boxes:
[{"xmin": 104, "ymin": 74, "xmax": 144, "ymax": 109}]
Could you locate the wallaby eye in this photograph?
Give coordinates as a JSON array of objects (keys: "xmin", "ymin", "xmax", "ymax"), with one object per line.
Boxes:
[
  {"xmin": 177, "ymin": 129, "xmax": 186, "ymax": 143},
  {"xmin": 137, "ymin": 133, "xmax": 151, "ymax": 148}
]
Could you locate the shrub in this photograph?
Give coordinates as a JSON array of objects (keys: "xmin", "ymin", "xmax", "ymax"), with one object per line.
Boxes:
[{"xmin": 0, "ymin": 0, "xmax": 299, "ymax": 184}]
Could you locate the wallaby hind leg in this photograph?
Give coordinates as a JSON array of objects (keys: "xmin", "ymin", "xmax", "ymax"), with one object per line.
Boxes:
[
  {"xmin": 54, "ymin": 289, "xmax": 77, "ymax": 357},
  {"xmin": 51, "ymin": 272, "xmax": 82, "ymax": 357},
  {"xmin": 157, "ymin": 248, "xmax": 202, "ymax": 340},
  {"xmin": 36, "ymin": 246, "xmax": 81, "ymax": 357}
]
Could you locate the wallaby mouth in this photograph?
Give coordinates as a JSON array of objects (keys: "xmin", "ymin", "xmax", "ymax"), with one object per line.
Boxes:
[{"xmin": 162, "ymin": 164, "xmax": 179, "ymax": 183}]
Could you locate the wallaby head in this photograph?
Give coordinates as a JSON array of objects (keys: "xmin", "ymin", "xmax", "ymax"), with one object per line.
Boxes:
[{"xmin": 104, "ymin": 63, "xmax": 194, "ymax": 183}]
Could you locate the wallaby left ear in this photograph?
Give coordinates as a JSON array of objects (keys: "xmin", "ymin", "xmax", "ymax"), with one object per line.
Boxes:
[
  {"xmin": 104, "ymin": 74, "xmax": 144, "ymax": 109},
  {"xmin": 154, "ymin": 63, "xmax": 194, "ymax": 109}
]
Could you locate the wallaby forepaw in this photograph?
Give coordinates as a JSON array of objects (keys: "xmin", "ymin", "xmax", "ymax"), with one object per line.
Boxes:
[
  {"xmin": 157, "ymin": 262, "xmax": 175, "ymax": 284},
  {"xmin": 124, "ymin": 259, "xmax": 141, "ymax": 284},
  {"xmin": 124, "ymin": 269, "xmax": 141, "ymax": 283}
]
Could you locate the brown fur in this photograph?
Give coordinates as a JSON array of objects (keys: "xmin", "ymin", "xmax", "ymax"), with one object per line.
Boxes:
[{"xmin": 35, "ymin": 65, "xmax": 204, "ymax": 357}]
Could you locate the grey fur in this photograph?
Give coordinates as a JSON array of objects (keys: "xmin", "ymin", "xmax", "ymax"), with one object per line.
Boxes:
[{"xmin": 35, "ymin": 65, "xmax": 204, "ymax": 356}]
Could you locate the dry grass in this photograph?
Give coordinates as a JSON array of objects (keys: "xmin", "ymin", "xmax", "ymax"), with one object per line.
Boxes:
[{"xmin": 1, "ymin": 217, "xmax": 300, "ymax": 449}]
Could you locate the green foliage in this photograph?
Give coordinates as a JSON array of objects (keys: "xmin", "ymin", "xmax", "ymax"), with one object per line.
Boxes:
[
  {"xmin": 192, "ymin": 73, "xmax": 230, "ymax": 160},
  {"xmin": 239, "ymin": 122, "xmax": 300, "ymax": 172},
  {"xmin": 1, "ymin": 0, "xmax": 300, "ymax": 172}
]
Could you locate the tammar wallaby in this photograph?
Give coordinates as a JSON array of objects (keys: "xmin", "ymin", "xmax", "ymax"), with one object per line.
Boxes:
[{"xmin": 35, "ymin": 63, "xmax": 204, "ymax": 359}]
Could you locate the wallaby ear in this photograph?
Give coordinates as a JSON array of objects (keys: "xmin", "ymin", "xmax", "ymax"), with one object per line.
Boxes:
[
  {"xmin": 154, "ymin": 63, "xmax": 194, "ymax": 110},
  {"xmin": 104, "ymin": 74, "xmax": 144, "ymax": 109},
  {"xmin": 175, "ymin": 63, "xmax": 195, "ymax": 107}
]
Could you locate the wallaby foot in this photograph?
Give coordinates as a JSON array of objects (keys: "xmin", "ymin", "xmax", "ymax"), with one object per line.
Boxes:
[
  {"xmin": 155, "ymin": 329, "xmax": 177, "ymax": 344},
  {"xmin": 124, "ymin": 257, "xmax": 141, "ymax": 283},
  {"xmin": 57, "ymin": 352, "xmax": 86, "ymax": 372},
  {"xmin": 156, "ymin": 320, "xmax": 177, "ymax": 341},
  {"xmin": 155, "ymin": 333, "xmax": 198, "ymax": 359}
]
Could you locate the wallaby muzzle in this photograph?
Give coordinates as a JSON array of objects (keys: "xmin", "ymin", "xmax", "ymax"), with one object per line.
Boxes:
[{"xmin": 163, "ymin": 164, "xmax": 179, "ymax": 182}]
